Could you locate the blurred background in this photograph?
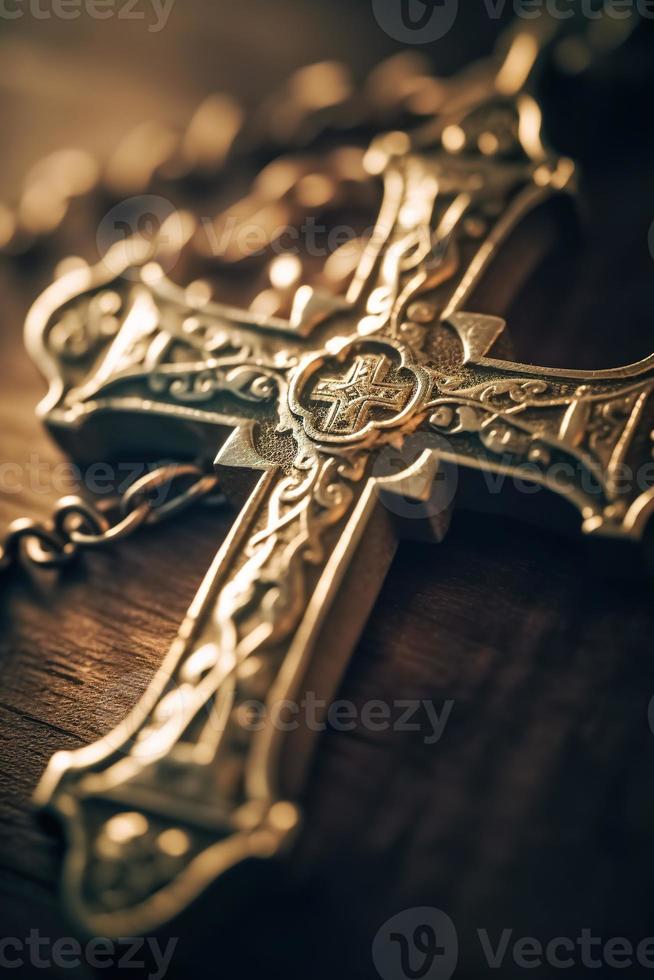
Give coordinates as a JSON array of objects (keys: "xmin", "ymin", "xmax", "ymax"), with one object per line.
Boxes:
[{"xmin": 1, "ymin": 2, "xmax": 654, "ymax": 978}]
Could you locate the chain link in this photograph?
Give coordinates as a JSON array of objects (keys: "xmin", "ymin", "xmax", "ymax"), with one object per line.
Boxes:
[
  {"xmin": 0, "ymin": 462, "xmax": 223, "ymax": 573},
  {"xmin": 0, "ymin": 11, "xmax": 639, "ymax": 571},
  {"xmin": 2, "ymin": 11, "xmax": 636, "ymax": 260}
]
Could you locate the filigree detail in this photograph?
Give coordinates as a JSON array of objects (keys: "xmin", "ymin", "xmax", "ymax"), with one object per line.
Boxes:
[
  {"xmin": 113, "ymin": 453, "xmax": 367, "ymax": 795},
  {"xmin": 587, "ymin": 392, "xmax": 637, "ymax": 455},
  {"xmin": 429, "ymin": 402, "xmax": 539, "ymax": 458},
  {"xmin": 88, "ymin": 812, "xmax": 198, "ymax": 914},
  {"xmin": 477, "ymin": 378, "xmax": 550, "ymax": 406},
  {"xmin": 148, "ymin": 361, "xmax": 279, "ymax": 404},
  {"xmin": 47, "ymin": 289, "xmax": 123, "ymax": 362},
  {"xmin": 217, "ymin": 452, "xmax": 366, "ymax": 652},
  {"xmin": 428, "ymin": 375, "xmax": 556, "ymax": 458},
  {"xmin": 427, "ymin": 358, "xmax": 654, "ymax": 536}
]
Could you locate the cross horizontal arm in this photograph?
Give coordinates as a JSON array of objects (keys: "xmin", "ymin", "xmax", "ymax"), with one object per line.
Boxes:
[
  {"xmin": 423, "ymin": 317, "xmax": 654, "ymax": 541},
  {"xmin": 24, "ymin": 246, "xmax": 315, "ymax": 460}
]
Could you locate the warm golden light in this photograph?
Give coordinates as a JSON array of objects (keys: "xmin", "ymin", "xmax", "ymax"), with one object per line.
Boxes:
[
  {"xmin": 496, "ymin": 32, "xmax": 539, "ymax": 96},
  {"xmin": 269, "ymin": 254, "xmax": 302, "ymax": 290},
  {"xmin": 442, "ymin": 125, "xmax": 466, "ymax": 154}
]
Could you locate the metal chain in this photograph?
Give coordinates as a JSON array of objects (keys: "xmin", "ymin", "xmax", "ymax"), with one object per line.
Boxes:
[
  {"xmin": 0, "ymin": 462, "xmax": 223, "ymax": 573},
  {"xmin": 1, "ymin": 10, "xmax": 636, "ymax": 260},
  {"xmin": 0, "ymin": 9, "xmax": 640, "ymax": 574}
]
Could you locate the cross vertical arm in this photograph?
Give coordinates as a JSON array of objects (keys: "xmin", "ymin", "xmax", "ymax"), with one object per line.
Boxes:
[{"xmin": 34, "ymin": 429, "xmax": 436, "ymax": 935}]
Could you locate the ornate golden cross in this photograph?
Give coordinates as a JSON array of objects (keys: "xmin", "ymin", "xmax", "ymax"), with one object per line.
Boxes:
[{"xmin": 26, "ymin": 29, "xmax": 654, "ymax": 936}]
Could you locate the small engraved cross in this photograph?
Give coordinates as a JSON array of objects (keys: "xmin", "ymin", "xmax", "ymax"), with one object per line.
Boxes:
[{"xmin": 311, "ymin": 353, "xmax": 412, "ymax": 435}]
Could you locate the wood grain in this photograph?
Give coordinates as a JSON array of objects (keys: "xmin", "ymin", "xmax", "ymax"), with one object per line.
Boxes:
[{"xmin": 1, "ymin": 6, "xmax": 653, "ymax": 978}]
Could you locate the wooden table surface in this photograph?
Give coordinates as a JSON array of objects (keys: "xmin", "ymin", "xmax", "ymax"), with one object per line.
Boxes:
[{"xmin": 1, "ymin": 4, "xmax": 653, "ymax": 978}]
